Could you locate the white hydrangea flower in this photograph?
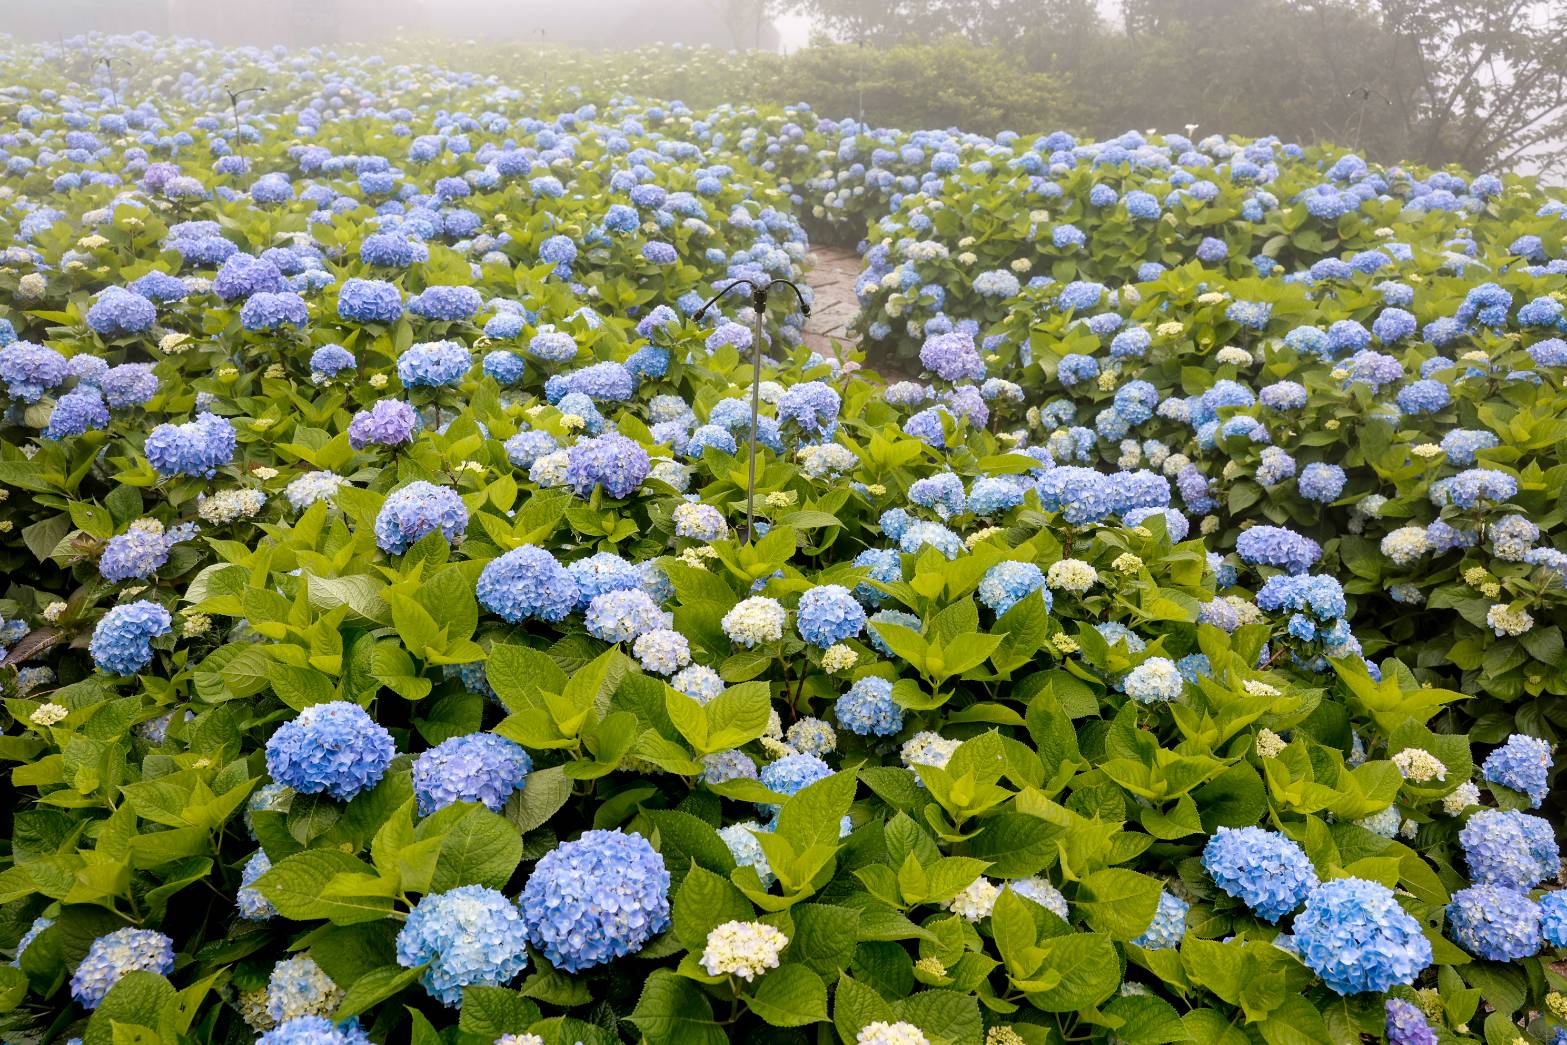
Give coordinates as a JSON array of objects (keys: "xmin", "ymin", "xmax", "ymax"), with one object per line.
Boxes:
[
  {"xmin": 1442, "ymin": 781, "xmax": 1481, "ymax": 815},
  {"xmin": 946, "ymin": 877, "xmax": 1002, "ymax": 923},
  {"xmin": 1255, "ymin": 728, "xmax": 1287, "ymax": 758},
  {"xmin": 30, "ymin": 702, "xmax": 68, "ymax": 726},
  {"xmin": 700, "ymin": 920, "xmax": 789, "ymax": 980},
  {"xmin": 721, "ymin": 597, "xmax": 786, "ymax": 647},
  {"xmin": 858, "ymin": 1021, "xmax": 931, "ymax": 1045},
  {"xmin": 1486, "ymin": 603, "xmax": 1534, "ymax": 636},
  {"xmin": 1391, "ymin": 747, "xmax": 1446, "ymax": 783},
  {"xmin": 1045, "ymin": 558, "xmax": 1098, "ymax": 593}
]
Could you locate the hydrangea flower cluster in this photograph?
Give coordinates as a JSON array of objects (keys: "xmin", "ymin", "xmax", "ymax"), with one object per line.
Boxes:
[
  {"xmin": 265, "ymin": 701, "xmax": 396, "ymax": 801},
  {"xmin": 519, "ymin": 830, "xmax": 670, "ymax": 972},
  {"xmin": 412, "ymin": 732, "xmax": 532, "ymax": 814},
  {"xmin": 395, "ymin": 885, "xmax": 531, "ymax": 1005}
]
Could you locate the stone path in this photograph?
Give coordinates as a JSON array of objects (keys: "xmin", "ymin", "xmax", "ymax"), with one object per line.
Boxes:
[{"xmin": 802, "ymin": 245, "xmax": 862, "ymax": 356}]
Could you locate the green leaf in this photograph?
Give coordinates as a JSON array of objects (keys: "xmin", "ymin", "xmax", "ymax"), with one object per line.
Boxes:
[
  {"xmin": 1104, "ymin": 994, "xmax": 1188, "ymax": 1045},
  {"xmin": 333, "ymin": 965, "xmax": 422, "ymax": 1021},
  {"xmin": 746, "ymin": 964, "xmax": 828, "ymax": 1026},
  {"xmin": 457, "ymin": 986, "xmax": 542, "ymax": 1037},
  {"xmin": 672, "ymin": 864, "xmax": 753, "ymax": 950},
  {"xmin": 833, "ymin": 974, "xmax": 897, "ymax": 1043},
  {"xmin": 506, "ymin": 765, "xmax": 572, "ymax": 834},
  {"xmin": 788, "ymin": 903, "xmax": 860, "ymax": 978},
  {"xmin": 83, "ymin": 971, "xmax": 176, "ymax": 1045},
  {"xmin": 255, "ymin": 851, "xmax": 396, "ymax": 924},
  {"xmin": 428, "ymin": 805, "xmax": 524, "ymax": 891},
  {"xmin": 895, "ymin": 989, "xmax": 983, "ymax": 1045},
  {"xmin": 627, "ymin": 969, "xmax": 726, "ymax": 1045},
  {"xmin": 1075, "ymin": 868, "xmax": 1162, "ymax": 940},
  {"xmin": 1016, "ymin": 932, "xmax": 1120, "ymax": 1012}
]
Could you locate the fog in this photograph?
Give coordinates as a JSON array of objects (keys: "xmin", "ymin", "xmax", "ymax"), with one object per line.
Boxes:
[{"xmin": 0, "ymin": 0, "xmax": 821, "ymax": 50}]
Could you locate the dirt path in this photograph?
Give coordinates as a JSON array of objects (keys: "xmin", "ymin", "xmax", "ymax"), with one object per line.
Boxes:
[{"xmin": 802, "ymin": 245, "xmax": 862, "ymax": 356}]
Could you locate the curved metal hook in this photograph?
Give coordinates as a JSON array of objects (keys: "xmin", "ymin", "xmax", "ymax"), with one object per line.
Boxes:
[
  {"xmin": 693, "ymin": 278, "xmax": 757, "ymax": 322},
  {"xmin": 766, "ymin": 278, "xmax": 812, "ymax": 317}
]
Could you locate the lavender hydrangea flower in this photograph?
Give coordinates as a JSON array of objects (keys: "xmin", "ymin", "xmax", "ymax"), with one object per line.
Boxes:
[
  {"xmin": 565, "ymin": 432, "xmax": 649, "ymax": 499},
  {"xmin": 412, "ymin": 732, "xmax": 532, "ymax": 814},
  {"xmin": 265, "ymin": 701, "xmax": 395, "ymax": 801},
  {"xmin": 477, "ymin": 545, "xmax": 578, "ymax": 623},
  {"xmin": 348, "ymin": 399, "xmax": 418, "ymax": 449},
  {"xmin": 374, "ymin": 481, "xmax": 468, "ymax": 554},
  {"xmin": 520, "ymin": 830, "xmax": 670, "ymax": 972}
]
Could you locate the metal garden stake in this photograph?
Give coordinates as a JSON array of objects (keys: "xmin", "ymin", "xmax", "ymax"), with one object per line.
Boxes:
[
  {"xmin": 694, "ymin": 277, "xmax": 810, "ymax": 543},
  {"xmin": 224, "ymin": 85, "xmax": 268, "ymax": 158}
]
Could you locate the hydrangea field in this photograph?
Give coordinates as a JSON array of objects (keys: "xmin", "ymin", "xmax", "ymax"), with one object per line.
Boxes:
[{"xmin": 3, "ymin": 30, "xmax": 1567, "ymax": 1045}]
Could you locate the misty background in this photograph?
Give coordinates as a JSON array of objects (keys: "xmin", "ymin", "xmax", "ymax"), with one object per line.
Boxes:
[{"xmin": 1, "ymin": 0, "xmax": 1564, "ymax": 179}]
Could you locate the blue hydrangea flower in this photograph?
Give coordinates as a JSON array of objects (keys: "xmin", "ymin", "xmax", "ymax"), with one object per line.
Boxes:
[
  {"xmin": 1293, "ymin": 877, "xmax": 1431, "ymax": 994},
  {"xmin": 99, "ymin": 525, "xmax": 191, "ymax": 583},
  {"xmin": 1235, "ymin": 525, "xmax": 1321, "ymax": 574},
  {"xmin": 796, "ymin": 584, "xmax": 866, "ymax": 648},
  {"xmin": 237, "ymin": 849, "xmax": 276, "ymax": 920},
  {"xmin": 396, "ymin": 885, "xmax": 530, "ymax": 1005},
  {"xmin": 1447, "ymin": 884, "xmax": 1540, "ymax": 961},
  {"xmin": 337, "ymin": 278, "xmax": 404, "ymax": 323},
  {"xmin": 477, "ymin": 545, "xmax": 578, "ymax": 623},
  {"xmin": 1297, "ymin": 462, "xmax": 1346, "ymax": 503},
  {"xmin": 90, "ymin": 600, "xmax": 172, "ymax": 676},
  {"xmin": 144, "ymin": 413, "xmax": 236, "ymax": 478},
  {"xmin": 0, "ymin": 341, "xmax": 68, "ymax": 401},
  {"xmin": 413, "ymin": 733, "xmax": 532, "ymax": 814},
  {"xmin": 1481, "ymin": 733, "xmax": 1551, "ymax": 807},
  {"xmin": 87, "ymin": 287, "xmax": 157, "ymax": 337},
  {"xmin": 834, "ymin": 676, "xmax": 904, "ymax": 737},
  {"xmin": 374, "ymin": 481, "xmax": 468, "ymax": 554},
  {"xmin": 505, "ymin": 430, "xmax": 558, "ymax": 469},
  {"xmin": 70, "ymin": 928, "xmax": 176, "ymax": 1009},
  {"xmin": 1458, "ymin": 808, "xmax": 1559, "ymax": 888},
  {"xmin": 265, "ymin": 701, "xmax": 396, "ymax": 801},
  {"xmin": 520, "ymin": 830, "xmax": 670, "ymax": 972},
  {"xmin": 397, "ymin": 340, "xmax": 471, "ymax": 387},
  {"xmin": 347, "ymin": 399, "xmax": 417, "ymax": 450},
  {"xmin": 1256, "ymin": 574, "xmax": 1346, "ymax": 620},
  {"xmin": 240, "ymin": 291, "xmax": 309, "ymax": 333},
  {"xmin": 978, "ymin": 561, "xmax": 1047, "ymax": 617},
  {"xmin": 102, "ymin": 363, "xmax": 160, "ymax": 413},
  {"xmin": 777, "ymin": 381, "xmax": 841, "ymax": 435},
  {"xmin": 46, "ymin": 388, "xmax": 110, "ymax": 439},
  {"xmin": 257, "ymin": 1016, "xmax": 372, "ymax": 1045},
  {"xmin": 309, "ymin": 345, "xmax": 356, "ymax": 381},
  {"xmin": 1131, "ymin": 890, "xmax": 1188, "ymax": 950},
  {"xmin": 1384, "ymin": 999, "xmax": 1435, "ymax": 1045},
  {"xmin": 409, "ymin": 285, "xmax": 482, "ymax": 321},
  {"xmin": 565, "ymin": 432, "xmax": 650, "ymax": 499},
  {"xmin": 585, "ymin": 589, "xmax": 671, "ymax": 643},
  {"xmin": 1538, "ymin": 890, "xmax": 1567, "ymax": 946},
  {"xmin": 1201, "ymin": 826, "xmax": 1317, "ymax": 922}
]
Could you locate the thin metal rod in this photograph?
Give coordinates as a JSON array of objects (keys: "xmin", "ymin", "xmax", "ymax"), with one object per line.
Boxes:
[
  {"xmin": 747, "ymin": 292, "xmax": 766, "ymax": 543},
  {"xmin": 691, "ymin": 277, "xmax": 810, "ymax": 545}
]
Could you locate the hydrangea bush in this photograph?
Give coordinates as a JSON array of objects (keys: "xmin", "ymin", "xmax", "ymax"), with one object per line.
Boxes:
[{"xmin": 0, "ymin": 30, "xmax": 1562, "ymax": 1045}]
